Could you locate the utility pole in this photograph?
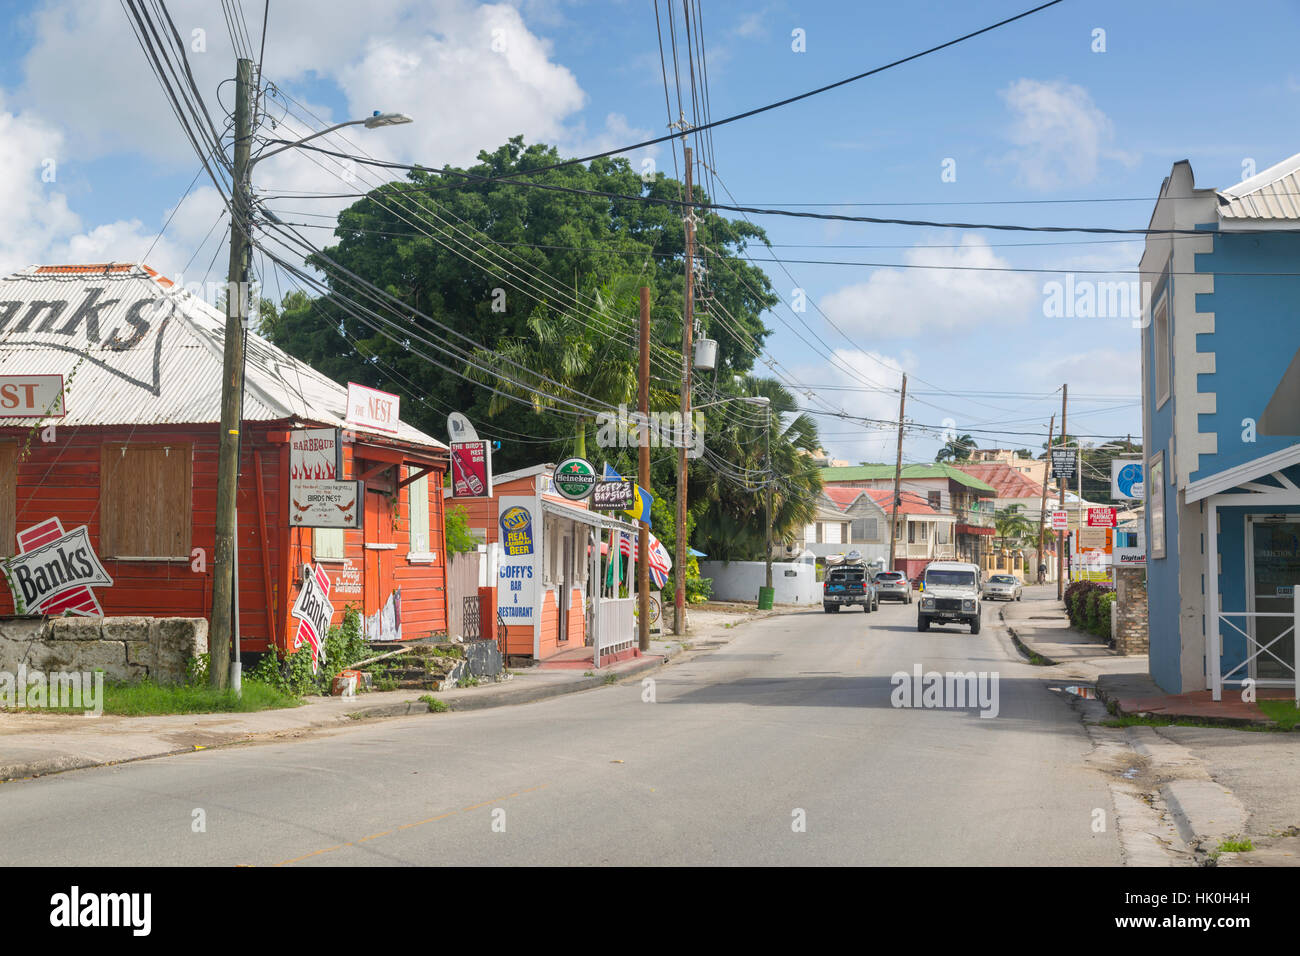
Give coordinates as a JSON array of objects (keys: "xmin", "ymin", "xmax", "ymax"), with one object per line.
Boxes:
[
  {"xmin": 1056, "ymin": 383, "xmax": 1068, "ymax": 601},
  {"xmin": 888, "ymin": 373, "xmax": 907, "ymax": 570},
  {"xmin": 764, "ymin": 407, "xmax": 773, "ymax": 591},
  {"xmin": 1037, "ymin": 413, "xmax": 1054, "ymax": 585},
  {"xmin": 638, "ymin": 286, "xmax": 651, "ymax": 652},
  {"xmin": 211, "ymin": 57, "xmax": 253, "ymax": 690},
  {"xmin": 674, "ymin": 145, "xmax": 694, "ymax": 636}
]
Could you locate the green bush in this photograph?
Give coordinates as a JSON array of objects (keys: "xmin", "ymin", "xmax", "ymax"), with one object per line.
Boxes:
[{"xmin": 246, "ymin": 605, "xmax": 369, "ymax": 697}]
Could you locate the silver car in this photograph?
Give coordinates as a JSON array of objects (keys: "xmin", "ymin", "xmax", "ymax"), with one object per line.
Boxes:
[
  {"xmin": 874, "ymin": 570, "xmax": 912, "ymax": 604},
  {"xmin": 982, "ymin": 574, "xmax": 1023, "ymax": 601}
]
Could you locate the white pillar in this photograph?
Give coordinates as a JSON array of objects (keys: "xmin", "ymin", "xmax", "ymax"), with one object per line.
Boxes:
[{"xmin": 1207, "ymin": 499, "xmax": 1221, "ymax": 701}]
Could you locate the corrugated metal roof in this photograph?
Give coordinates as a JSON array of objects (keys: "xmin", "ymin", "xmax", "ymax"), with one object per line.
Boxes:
[
  {"xmin": 0, "ymin": 264, "xmax": 444, "ymax": 450},
  {"xmin": 819, "ymin": 463, "xmax": 997, "ymax": 493},
  {"xmin": 1218, "ymin": 152, "xmax": 1300, "ymax": 221}
]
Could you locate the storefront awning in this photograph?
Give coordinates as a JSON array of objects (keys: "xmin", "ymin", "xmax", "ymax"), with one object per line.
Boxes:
[{"xmin": 541, "ymin": 498, "xmax": 634, "ymax": 532}]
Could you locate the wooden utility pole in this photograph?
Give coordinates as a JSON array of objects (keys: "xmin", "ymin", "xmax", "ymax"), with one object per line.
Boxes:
[
  {"xmin": 1056, "ymin": 384, "xmax": 1068, "ymax": 600},
  {"xmin": 211, "ymin": 57, "xmax": 253, "ymax": 690},
  {"xmin": 1036, "ymin": 413, "xmax": 1054, "ymax": 585},
  {"xmin": 673, "ymin": 146, "xmax": 694, "ymax": 635},
  {"xmin": 888, "ymin": 373, "xmax": 907, "ymax": 570},
  {"xmin": 638, "ymin": 286, "xmax": 651, "ymax": 652}
]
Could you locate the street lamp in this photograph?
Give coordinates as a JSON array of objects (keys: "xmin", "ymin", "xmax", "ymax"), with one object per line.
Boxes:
[
  {"xmin": 210, "ymin": 64, "xmax": 414, "ymax": 693},
  {"xmin": 695, "ymin": 395, "xmax": 774, "ymax": 597},
  {"xmin": 252, "ymin": 111, "xmax": 413, "ymax": 166}
]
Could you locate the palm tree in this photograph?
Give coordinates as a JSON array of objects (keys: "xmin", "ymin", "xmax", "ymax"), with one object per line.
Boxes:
[
  {"xmin": 993, "ymin": 504, "xmax": 1033, "ymax": 554},
  {"xmin": 469, "ymin": 273, "xmax": 664, "ymax": 458},
  {"xmin": 692, "ymin": 377, "xmax": 822, "ymax": 561},
  {"xmin": 935, "ymin": 433, "xmax": 976, "ymax": 462}
]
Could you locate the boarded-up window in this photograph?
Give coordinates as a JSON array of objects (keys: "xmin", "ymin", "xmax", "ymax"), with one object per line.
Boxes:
[
  {"xmin": 408, "ymin": 470, "xmax": 431, "ymax": 555},
  {"xmin": 314, "ymin": 527, "xmax": 345, "ymax": 561},
  {"xmin": 100, "ymin": 444, "xmax": 192, "ymax": 558},
  {"xmin": 0, "ymin": 443, "xmax": 15, "ymax": 557}
]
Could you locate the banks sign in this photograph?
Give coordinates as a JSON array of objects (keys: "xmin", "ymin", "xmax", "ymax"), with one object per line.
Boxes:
[{"xmin": 4, "ymin": 520, "xmax": 112, "ymax": 615}]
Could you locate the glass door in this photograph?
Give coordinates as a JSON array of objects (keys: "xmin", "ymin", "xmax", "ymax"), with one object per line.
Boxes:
[{"xmin": 1248, "ymin": 518, "xmax": 1300, "ymax": 681}]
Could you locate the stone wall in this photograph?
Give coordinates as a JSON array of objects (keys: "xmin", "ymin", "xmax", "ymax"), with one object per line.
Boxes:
[
  {"xmin": 1113, "ymin": 567, "xmax": 1149, "ymax": 655},
  {"xmin": 0, "ymin": 616, "xmax": 208, "ymax": 684}
]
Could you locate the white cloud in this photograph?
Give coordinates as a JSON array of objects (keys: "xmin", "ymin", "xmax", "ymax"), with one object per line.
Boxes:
[
  {"xmin": 818, "ymin": 235, "xmax": 1039, "ymax": 339},
  {"xmin": 0, "ymin": 103, "xmax": 80, "ymax": 274},
  {"xmin": 996, "ymin": 79, "xmax": 1138, "ymax": 191},
  {"xmin": 793, "ymin": 348, "xmax": 914, "ymax": 465}
]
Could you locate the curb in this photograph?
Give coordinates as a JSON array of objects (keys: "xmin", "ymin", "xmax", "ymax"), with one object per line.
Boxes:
[
  {"xmin": 999, "ymin": 608, "xmax": 1058, "ymax": 666},
  {"xmin": 347, "ymin": 651, "xmax": 678, "ymax": 718},
  {"xmin": 1094, "ymin": 675, "xmax": 1277, "ymax": 729}
]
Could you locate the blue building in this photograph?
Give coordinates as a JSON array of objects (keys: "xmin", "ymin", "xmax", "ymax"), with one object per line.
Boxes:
[{"xmin": 1140, "ymin": 154, "xmax": 1300, "ymax": 698}]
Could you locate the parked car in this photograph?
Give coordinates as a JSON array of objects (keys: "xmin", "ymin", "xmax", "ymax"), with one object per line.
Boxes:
[
  {"xmin": 917, "ymin": 561, "xmax": 982, "ymax": 633},
  {"xmin": 874, "ymin": 570, "xmax": 912, "ymax": 604},
  {"xmin": 982, "ymin": 574, "xmax": 1023, "ymax": 602},
  {"xmin": 823, "ymin": 563, "xmax": 878, "ymax": 613}
]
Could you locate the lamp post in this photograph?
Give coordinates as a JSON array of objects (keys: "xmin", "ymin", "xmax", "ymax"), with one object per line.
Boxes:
[{"xmin": 209, "ymin": 57, "xmax": 412, "ymax": 691}]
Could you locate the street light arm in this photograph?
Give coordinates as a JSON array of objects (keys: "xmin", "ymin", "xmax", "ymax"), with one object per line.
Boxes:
[{"xmin": 250, "ymin": 119, "xmax": 367, "ymax": 167}]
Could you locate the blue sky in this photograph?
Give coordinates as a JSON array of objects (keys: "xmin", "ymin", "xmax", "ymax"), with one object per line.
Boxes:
[{"xmin": 3, "ymin": 0, "xmax": 1299, "ymax": 464}]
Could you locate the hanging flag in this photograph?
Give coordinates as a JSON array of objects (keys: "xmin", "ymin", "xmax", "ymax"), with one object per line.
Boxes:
[
  {"xmin": 603, "ymin": 463, "xmax": 653, "ymax": 526},
  {"xmin": 647, "ymin": 531, "xmax": 673, "ymax": 588}
]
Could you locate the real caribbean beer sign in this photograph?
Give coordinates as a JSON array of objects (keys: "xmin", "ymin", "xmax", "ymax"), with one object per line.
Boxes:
[{"xmin": 500, "ymin": 505, "xmax": 535, "ymax": 556}]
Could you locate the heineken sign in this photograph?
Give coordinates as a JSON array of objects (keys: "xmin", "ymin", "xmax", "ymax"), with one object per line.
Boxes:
[{"xmin": 553, "ymin": 457, "xmax": 598, "ymax": 500}]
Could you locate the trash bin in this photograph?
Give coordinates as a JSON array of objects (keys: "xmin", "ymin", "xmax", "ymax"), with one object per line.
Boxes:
[{"xmin": 757, "ymin": 586, "xmax": 775, "ymax": 610}]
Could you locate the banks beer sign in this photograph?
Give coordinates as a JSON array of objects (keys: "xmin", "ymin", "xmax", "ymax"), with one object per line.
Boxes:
[
  {"xmin": 290, "ymin": 563, "xmax": 334, "ymax": 674},
  {"xmin": 4, "ymin": 519, "xmax": 113, "ymax": 615}
]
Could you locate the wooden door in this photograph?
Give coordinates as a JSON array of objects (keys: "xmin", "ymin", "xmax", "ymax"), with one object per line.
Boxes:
[{"xmin": 364, "ymin": 489, "xmax": 396, "ymax": 619}]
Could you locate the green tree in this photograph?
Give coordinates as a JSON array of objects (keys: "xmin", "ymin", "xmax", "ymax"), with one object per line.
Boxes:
[
  {"xmin": 993, "ymin": 504, "xmax": 1034, "ymax": 554},
  {"xmin": 444, "ymin": 505, "xmax": 478, "ymax": 553},
  {"xmin": 935, "ymin": 433, "xmax": 977, "ymax": 462},
  {"xmin": 262, "ymin": 136, "xmax": 777, "ymax": 471},
  {"xmin": 691, "ymin": 378, "xmax": 822, "ymax": 561}
]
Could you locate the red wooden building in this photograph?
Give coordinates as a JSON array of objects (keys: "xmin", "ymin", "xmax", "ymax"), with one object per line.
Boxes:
[{"xmin": 0, "ymin": 264, "xmax": 449, "ymax": 653}]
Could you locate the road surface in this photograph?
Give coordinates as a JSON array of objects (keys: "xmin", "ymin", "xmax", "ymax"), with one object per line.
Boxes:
[{"xmin": 0, "ymin": 591, "xmax": 1119, "ymax": 865}]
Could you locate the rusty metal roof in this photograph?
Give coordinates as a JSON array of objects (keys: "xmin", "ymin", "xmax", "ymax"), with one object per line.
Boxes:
[
  {"xmin": 0, "ymin": 264, "xmax": 444, "ymax": 450},
  {"xmin": 1218, "ymin": 152, "xmax": 1300, "ymax": 222}
]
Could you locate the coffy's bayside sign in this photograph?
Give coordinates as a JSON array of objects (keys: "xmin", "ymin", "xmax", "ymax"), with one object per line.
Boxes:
[{"xmin": 4, "ymin": 521, "xmax": 113, "ymax": 615}]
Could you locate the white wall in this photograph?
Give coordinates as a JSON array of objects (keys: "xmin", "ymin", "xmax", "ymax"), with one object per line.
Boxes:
[{"xmin": 699, "ymin": 560, "xmax": 820, "ymax": 604}]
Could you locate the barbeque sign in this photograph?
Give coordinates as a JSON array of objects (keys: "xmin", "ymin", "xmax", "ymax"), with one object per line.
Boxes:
[{"xmin": 288, "ymin": 427, "xmax": 360, "ymax": 528}]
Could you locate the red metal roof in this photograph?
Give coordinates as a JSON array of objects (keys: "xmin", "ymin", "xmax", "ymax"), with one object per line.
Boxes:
[
  {"xmin": 822, "ymin": 485, "xmax": 940, "ymax": 516},
  {"xmin": 952, "ymin": 462, "xmax": 1045, "ymax": 499}
]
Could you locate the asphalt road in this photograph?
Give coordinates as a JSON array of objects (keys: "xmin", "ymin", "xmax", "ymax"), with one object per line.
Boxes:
[{"xmin": 0, "ymin": 592, "xmax": 1120, "ymax": 866}]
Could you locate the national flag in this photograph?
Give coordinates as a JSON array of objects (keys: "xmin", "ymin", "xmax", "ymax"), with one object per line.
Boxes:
[
  {"xmin": 603, "ymin": 463, "xmax": 653, "ymax": 526},
  {"xmin": 646, "ymin": 531, "xmax": 672, "ymax": 588}
]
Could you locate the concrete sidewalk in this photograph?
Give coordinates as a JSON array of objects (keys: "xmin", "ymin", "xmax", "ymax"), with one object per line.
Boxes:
[
  {"xmin": 999, "ymin": 585, "xmax": 1116, "ymax": 665},
  {"xmin": 0, "ymin": 603, "xmax": 783, "ymax": 782}
]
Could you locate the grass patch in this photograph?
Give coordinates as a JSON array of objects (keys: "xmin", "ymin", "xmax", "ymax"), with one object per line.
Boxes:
[
  {"xmin": 418, "ymin": 694, "xmax": 448, "ymax": 713},
  {"xmin": 1216, "ymin": 838, "xmax": 1254, "ymax": 853},
  {"xmin": 1257, "ymin": 699, "xmax": 1300, "ymax": 730},
  {"xmin": 26, "ymin": 679, "xmax": 302, "ymax": 716},
  {"xmin": 1100, "ymin": 714, "xmax": 1266, "ymax": 732}
]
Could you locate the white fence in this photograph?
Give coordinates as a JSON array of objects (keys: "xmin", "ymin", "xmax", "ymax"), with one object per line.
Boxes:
[
  {"xmin": 1211, "ymin": 596, "xmax": 1300, "ymax": 702},
  {"xmin": 594, "ymin": 596, "xmax": 636, "ymax": 667}
]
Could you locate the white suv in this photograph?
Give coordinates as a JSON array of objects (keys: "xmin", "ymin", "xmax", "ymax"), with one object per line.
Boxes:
[{"xmin": 917, "ymin": 561, "xmax": 982, "ymax": 634}]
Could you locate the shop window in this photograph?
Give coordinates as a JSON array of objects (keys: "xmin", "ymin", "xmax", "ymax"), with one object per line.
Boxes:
[
  {"xmin": 408, "ymin": 470, "xmax": 431, "ymax": 556},
  {"xmin": 314, "ymin": 528, "xmax": 345, "ymax": 561},
  {"xmin": 99, "ymin": 443, "xmax": 192, "ymax": 558}
]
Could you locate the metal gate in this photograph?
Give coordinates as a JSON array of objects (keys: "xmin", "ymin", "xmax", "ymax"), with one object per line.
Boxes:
[{"xmin": 446, "ymin": 550, "xmax": 483, "ymax": 639}]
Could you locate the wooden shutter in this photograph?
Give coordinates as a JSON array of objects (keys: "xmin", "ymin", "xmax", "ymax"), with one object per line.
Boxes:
[{"xmin": 100, "ymin": 444, "xmax": 192, "ymax": 558}]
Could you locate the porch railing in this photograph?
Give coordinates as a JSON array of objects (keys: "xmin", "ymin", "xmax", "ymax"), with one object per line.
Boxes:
[
  {"xmin": 593, "ymin": 596, "xmax": 636, "ymax": 668},
  {"xmin": 462, "ymin": 596, "xmax": 481, "ymax": 641},
  {"xmin": 1210, "ymin": 594, "xmax": 1300, "ymax": 702}
]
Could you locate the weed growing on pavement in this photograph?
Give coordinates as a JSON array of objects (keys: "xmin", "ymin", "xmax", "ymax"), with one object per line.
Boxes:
[
  {"xmin": 419, "ymin": 694, "xmax": 448, "ymax": 712},
  {"xmin": 603, "ymin": 673, "xmax": 618, "ymax": 685},
  {"xmin": 456, "ymin": 675, "xmax": 480, "ymax": 688},
  {"xmin": 1216, "ymin": 838, "xmax": 1254, "ymax": 853}
]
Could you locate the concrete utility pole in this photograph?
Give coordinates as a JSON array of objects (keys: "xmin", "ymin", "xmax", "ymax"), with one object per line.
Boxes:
[
  {"xmin": 674, "ymin": 145, "xmax": 694, "ymax": 636},
  {"xmin": 888, "ymin": 373, "xmax": 907, "ymax": 571},
  {"xmin": 211, "ymin": 57, "xmax": 254, "ymax": 691},
  {"xmin": 1056, "ymin": 383, "xmax": 1068, "ymax": 601},
  {"xmin": 638, "ymin": 286, "xmax": 651, "ymax": 652},
  {"xmin": 1036, "ymin": 413, "xmax": 1054, "ymax": 585}
]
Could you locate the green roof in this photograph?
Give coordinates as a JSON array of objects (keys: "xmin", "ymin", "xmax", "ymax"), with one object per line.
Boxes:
[{"xmin": 820, "ymin": 463, "xmax": 997, "ymax": 494}]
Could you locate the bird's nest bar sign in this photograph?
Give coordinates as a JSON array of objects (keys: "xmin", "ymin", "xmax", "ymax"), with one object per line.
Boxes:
[{"xmin": 289, "ymin": 428, "xmax": 362, "ymax": 529}]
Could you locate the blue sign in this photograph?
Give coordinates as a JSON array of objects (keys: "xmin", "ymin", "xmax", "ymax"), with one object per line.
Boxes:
[
  {"xmin": 500, "ymin": 505, "xmax": 534, "ymax": 556},
  {"xmin": 1112, "ymin": 461, "xmax": 1144, "ymax": 500}
]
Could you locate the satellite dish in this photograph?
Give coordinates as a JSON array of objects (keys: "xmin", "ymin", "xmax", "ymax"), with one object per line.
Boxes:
[{"xmin": 447, "ymin": 412, "xmax": 479, "ymax": 443}]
